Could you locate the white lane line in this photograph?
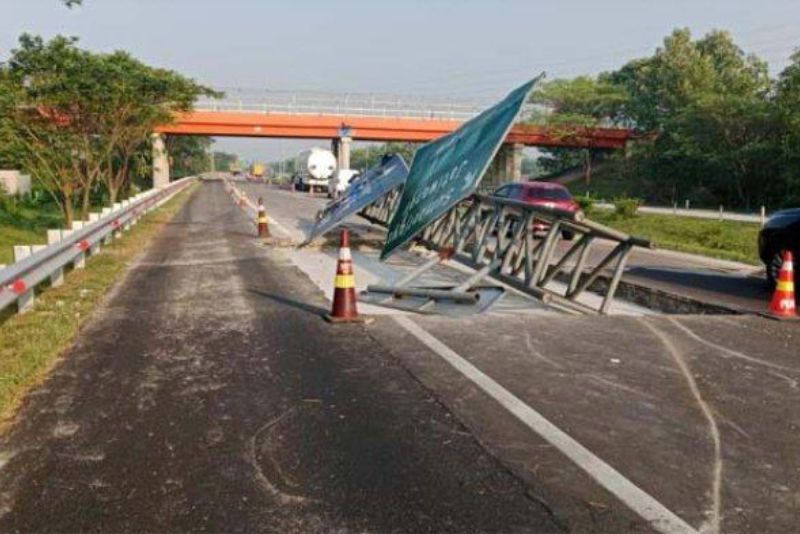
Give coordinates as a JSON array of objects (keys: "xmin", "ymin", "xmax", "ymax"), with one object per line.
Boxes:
[
  {"xmin": 393, "ymin": 315, "xmax": 698, "ymax": 534},
  {"xmin": 266, "ymin": 215, "xmax": 294, "ymax": 239}
]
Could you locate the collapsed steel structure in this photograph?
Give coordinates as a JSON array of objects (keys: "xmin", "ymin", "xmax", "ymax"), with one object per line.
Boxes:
[{"xmin": 361, "ymin": 189, "xmax": 651, "ymax": 315}]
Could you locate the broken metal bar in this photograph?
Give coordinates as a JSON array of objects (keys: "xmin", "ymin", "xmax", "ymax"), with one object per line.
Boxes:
[
  {"xmin": 568, "ymin": 235, "xmax": 594, "ymax": 295},
  {"xmin": 600, "ymin": 243, "xmax": 634, "ymax": 314},
  {"xmin": 541, "ymin": 233, "xmax": 592, "ymax": 287},
  {"xmin": 366, "ymin": 285, "xmax": 479, "ymax": 304},
  {"xmin": 570, "ymin": 241, "xmax": 627, "ymax": 298}
]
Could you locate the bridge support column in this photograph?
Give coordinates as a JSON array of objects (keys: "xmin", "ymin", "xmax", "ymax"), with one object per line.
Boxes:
[
  {"xmin": 332, "ymin": 136, "xmax": 352, "ymax": 170},
  {"xmin": 506, "ymin": 142, "xmax": 523, "ymax": 181},
  {"xmin": 483, "ymin": 142, "xmax": 524, "ymax": 190},
  {"xmin": 152, "ymin": 133, "xmax": 170, "ymax": 188}
]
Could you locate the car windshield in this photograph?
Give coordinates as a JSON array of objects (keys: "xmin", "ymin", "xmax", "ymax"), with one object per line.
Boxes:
[{"xmin": 528, "ymin": 186, "xmax": 571, "ymax": 201}]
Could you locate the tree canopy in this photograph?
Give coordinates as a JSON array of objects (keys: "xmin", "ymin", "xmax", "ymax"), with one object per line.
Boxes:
[
  {"xmin": 532, "ymin": 28, "xmax": 800, "ymax": 209},
  {"xmin": 0, "ymin": 34, "xmax": 217, "ymax": 223}
]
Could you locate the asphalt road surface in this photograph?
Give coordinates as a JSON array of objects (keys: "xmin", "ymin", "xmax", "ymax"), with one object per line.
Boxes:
[
  {"xmin": 0, "ymin": 182, "xmax": 563, "ymax": 533},
  {"xmin": 1, "ymin": 180, "xmax": 798, "ymax": 533}
]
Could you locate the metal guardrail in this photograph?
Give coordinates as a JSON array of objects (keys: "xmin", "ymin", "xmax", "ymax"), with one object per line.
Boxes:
[
  {"xmin": 361, "ymin": 190, "xmax": 651, "ymax": 315},
  {"xmin": 196, "ymin": 90, "xmax": 505, "ymax": 121},
  {"xmin": 0, "ymin": 177, "xmax": 196, "ymax": 315},
  {"xmin": 594, "ymin": 202, "xmax": 766, "ymax": 224}
]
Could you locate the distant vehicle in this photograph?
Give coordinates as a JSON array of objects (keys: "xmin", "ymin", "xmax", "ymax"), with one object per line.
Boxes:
[
  {"xmin": 230, "ymin": 162, "xmax": 242, "ymax": 176},
  {"xmin": 491, "ymin": 181, "xmax": 580, "ymax": 239},
  {"xmin": 328, "ymin": 169, "xmax": 360, "ymax": 198},
  {"xmin": 758, "ymin": 208, "xmax": 800, "ymax": 285},
  {"xmin": 251, "ymin": 163, "xmax": 265, "ymax": 179},
  {"xmin": 292, "ymin": 148, "xmax": 337, "ymax": 193}
]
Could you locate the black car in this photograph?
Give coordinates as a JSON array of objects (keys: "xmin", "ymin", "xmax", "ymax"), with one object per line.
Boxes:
[{"xmin": 758, "ymin": 208, "xmax": 800, "ymax": 285}]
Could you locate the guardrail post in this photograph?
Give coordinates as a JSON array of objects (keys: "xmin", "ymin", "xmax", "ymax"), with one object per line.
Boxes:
[
  {"xmin": 70, "ymin": 222, "xmax": 87, "ymax": 269},
  {"xmin": 101, "ymin": 208, "xmax": 114, "ymax": 244},
  {"xmin": 87, "ymin": 213, "xmax": 102, "ymax": 253},
  {"xmin": 113, "ymin": 203, "xmax": 124, "ymax": 236},
  {"xmin": 13, "ymin": 246, "xmax": 34, "ymax": 312},
  {"xmin": 46, "ymin": 230, "xmax": 65, "ymax": 286},
  {"xmin": 121, "ymin": 201, "xmax": 132, "ymax": 231}
]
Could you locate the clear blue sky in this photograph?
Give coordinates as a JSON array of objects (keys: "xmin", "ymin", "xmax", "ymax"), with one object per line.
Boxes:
[{"xmin": 3, "ymin": 0, "xmax": 800, "ymax": 161}]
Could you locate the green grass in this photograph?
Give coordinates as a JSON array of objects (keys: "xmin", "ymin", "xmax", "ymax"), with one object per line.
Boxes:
[
  {"xmin": 0, "ymin": 204, "xmax": 64, "ymax": 264},
  {"xmin": 590, "ymin": 210, "xmax": 761, "ymax": 264},
  {"xmin": 563, "ymin": 164, "xmax": 649, "ymax": 201},
  {"xmin": 0, "ymin": 185, "xmax": 197, "ymax": 428}
]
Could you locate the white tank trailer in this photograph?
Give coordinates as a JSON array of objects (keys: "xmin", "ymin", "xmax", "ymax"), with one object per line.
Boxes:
[{"xmin": 293, "ymin": 147, "xmax": 337, "ymax": 192}]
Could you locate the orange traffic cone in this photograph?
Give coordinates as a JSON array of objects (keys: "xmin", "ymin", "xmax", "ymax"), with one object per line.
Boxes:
[
  {"xmin": 770, "ymin": 250, "xmax": 796, "ymax": 318},
  {"xmin": 324, "ymin": 229, "xmax": 371, "ymax": 323}
]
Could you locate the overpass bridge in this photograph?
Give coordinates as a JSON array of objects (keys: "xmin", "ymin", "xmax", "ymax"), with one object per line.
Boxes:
[{"xmin": 152, "ymin": 90, "xmax": 637, "ymax": 187}]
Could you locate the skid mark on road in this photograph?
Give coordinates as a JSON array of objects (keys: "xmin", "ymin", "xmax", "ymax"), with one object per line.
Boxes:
[
  {"xmin": 394, "ymin": 315, "xmax": 699, "ymax": 534},
  {"xmin": 668, "ymin": 318, "xmax": 799, "ymax": 388},
  {"xmin": 523, "ymin": 332, "xmax": 564, "ymax": 369},
  {"xmin": 579, "ymin": 374, "xmax": 658, "ymax": 402},
  {"xmin": 641, "ymin": 319, "xmax": 722, "ymax": 534},
  {"xmin": 244, "ymin": 407, "xmax": 308, "ymax": 506}
]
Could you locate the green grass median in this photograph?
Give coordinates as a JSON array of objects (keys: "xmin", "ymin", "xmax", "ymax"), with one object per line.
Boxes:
[
  {"xmin": 0, "ymin": 184, "xmax": 197, "ymax": 429},
  {"xmin": 590, "ymin": 210, "xmax": 761, "ymax": 264}
]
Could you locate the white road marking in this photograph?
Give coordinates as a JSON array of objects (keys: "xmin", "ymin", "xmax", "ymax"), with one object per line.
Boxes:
[
  {"xmin": 266, "ymin": 215, "xmax": 293, "ymax": 239},
  {"xmin": 393, "ymin": 315, "xmax": 699, "ymax": 534}
]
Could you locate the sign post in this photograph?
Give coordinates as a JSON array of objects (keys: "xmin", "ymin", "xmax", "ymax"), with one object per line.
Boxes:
[{"xmin": 380, "ymin": 76, "xmax": 542, "ymax": 260}]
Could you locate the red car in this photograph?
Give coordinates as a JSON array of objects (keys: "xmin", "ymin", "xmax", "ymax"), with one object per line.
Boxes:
[{"xmin": 491, "ymin": 181, "xmax": 580, "ymax": 237}]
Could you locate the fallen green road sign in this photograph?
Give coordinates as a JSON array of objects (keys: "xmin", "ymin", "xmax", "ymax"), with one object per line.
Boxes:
[
  {"xmin": 302, "ymin": 154, "xmax": 409, "ymax": 246},
  {"xmin": 380, "ymin": 76, "xmax": 542, "ymax": 260}
]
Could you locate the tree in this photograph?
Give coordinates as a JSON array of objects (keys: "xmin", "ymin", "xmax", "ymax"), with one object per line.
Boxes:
[
  {"xmin": 213, "ymin": 151, "xmax": 238, "ymax": 172},
  {"xmin": 529, "ymin": 76, "xmax": 628, "ymax": 182},
  {"xmin": 92, "ymin": 51, "xmax": 217, "ymax": 203},
  {"xmin": 1, "ymin": 34, "xmax": 216, "ymax": 224},
  {"xmin": 349, "ymin": 141, "xmax": 419, "ymax": 172},
  {"xmin": 166, "ymin": 136, "xmax": 214, "ymax": 178},
  {"xmin": 610, "ymin": 29, "xmax": 777, "ymax": 207},
  {"xmin": 773, "ymin": 53, "xmax": 800, "ymax": 205},
  {"xmin": 1, "ymin": 35, "xmax": 97, "ymax": 225}
]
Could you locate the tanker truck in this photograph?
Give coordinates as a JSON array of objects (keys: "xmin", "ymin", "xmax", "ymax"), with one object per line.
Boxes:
[{"xmin": 292, "ymin": 148, "xmax": 337, "ymax": 193}]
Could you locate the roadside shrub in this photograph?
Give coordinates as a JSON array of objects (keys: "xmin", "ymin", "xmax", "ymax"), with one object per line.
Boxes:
[{"xmin": 613, "ymin": 197, "xmax": 641, "ymax": 218}]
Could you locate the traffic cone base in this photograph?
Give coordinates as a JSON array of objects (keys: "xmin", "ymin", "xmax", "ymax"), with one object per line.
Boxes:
[
  {"xmin": 769, "ymin": 250, "xmax": 797, "ymax": 319},
  {"xmin": 323, "ymin": 312, "xmax": 374, "ymax": 324},
  {"xmin": 325, "ymin": 228, "xmax": 373, "ymax": 324}
]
